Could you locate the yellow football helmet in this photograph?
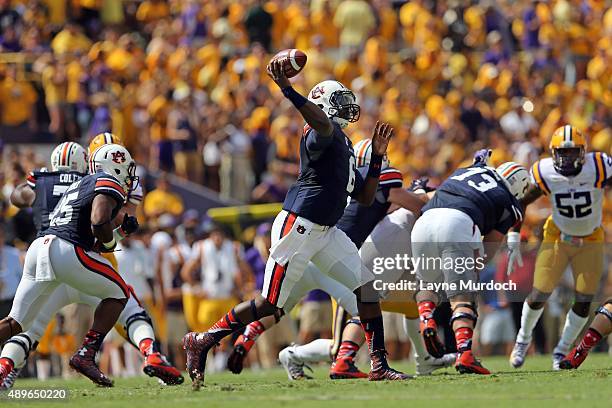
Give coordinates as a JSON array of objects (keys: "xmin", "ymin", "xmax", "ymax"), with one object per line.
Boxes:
[
  {"xmin": 549, "ymin": 125, "xmax": 587, "ymax": 176},
  {"xmin": 88, "ymin": 132, "xmax": 123, "ymax": 155}
]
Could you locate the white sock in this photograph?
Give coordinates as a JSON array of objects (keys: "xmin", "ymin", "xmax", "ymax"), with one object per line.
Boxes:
[
  {"xmin": 128, "ymin": 320, "xmax": 156, "ymax": 350},
  {"xmin": 554, "ymin": 310, "xmax": 588, "ymax": 355},
  {"xmin": 1, "ymin": 341, "xmax": 28, "ymax": 368},
  {"xmin": 403, "ymin": 317, "xmax": 428, "ymax": 360},
  {"xmin": 517, "ymin": 302, "xmax": 544, "ymax": 344},
  {"xmin": 36, "ymin": 359, "xmax": 51, "ymax": 380},
  {"xmin": 292, "ymin": 339, "xmax": 333, "ymax": 363}
]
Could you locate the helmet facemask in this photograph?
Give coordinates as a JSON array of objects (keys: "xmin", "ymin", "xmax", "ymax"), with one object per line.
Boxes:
[
  {"xmin": 328, "ymin": 90, "xmax": 360, "ymax": 128},
  {"xmin": 552, "ymin": 147, "xmax": 585, "ymax": 176}
]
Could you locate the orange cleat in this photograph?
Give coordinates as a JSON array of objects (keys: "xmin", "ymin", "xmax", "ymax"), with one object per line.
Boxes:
[
  {"xmin": 455, "ymin": 350, "xmax": 490, "ymax": 375},
  {"xmin": 329, "ymin": 357, "xmax": 368, "ymax": 379},
  {"xmin": 420, "ymin": 317, "xmax": 446, "ymax": 358},
  {"xmin": 143, "ymin": 352, "xmax": 184, "ymax": 385}
]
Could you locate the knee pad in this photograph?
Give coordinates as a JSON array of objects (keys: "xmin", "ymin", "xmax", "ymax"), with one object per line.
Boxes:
[
  {"xmin": 124, "ymin": 311, "xmax": 153, "ymax": 336},
  {"xmin": 596, "ymin": 305, "xmax": 612, "ymax": 323},
  {"xmin": 346, "ymin": 317, "xmax": 361, "ymax": 326},
  {"xmin": 528, "ymin": 289, "xmax": 551, "ymax": 307},
  {"xmin": 572, "ymin": 302, "xmax": 592, "ymax": 317},
  {"xmin": 4, "ymin": 333, "xmax": 34, "ymax": 358},
  {"xmin": 450, "ymin": 303, "xmax": 478, "ymax": 326}
]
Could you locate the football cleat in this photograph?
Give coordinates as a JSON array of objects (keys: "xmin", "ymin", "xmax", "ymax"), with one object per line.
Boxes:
[
  {"xmin": 552, "ymin": 352, "xmax": 565, "ymax": 371},
  {"xmin": 368, "ymin": 350, "xmax": 413, "ymax": 381},
  {"xmin": 143, "ymin": 352, "xmax": 184, "ymax": 385},
  {"xmin": 227, "ymin": 344, "xmax": 249, "ymax": 374},
  {"xmin": 329, "ymin": 357, "xmax": 368, "ymax": 379},
  {"xmin": 420, "ymin": 318, "xmax": 446, "ymax": 358},
  {"xmin": 69, "ymin": 348, "xmax": 113, "ymax": 387},
  {"xmin": 455, "ymin": 350, "xmax": 490, "ymax": 375},
  {"xmin": 415, "ymin": 353, "xmax": 457, "ymax": 376},
  {"xmin": 509, "ymin": 341, "xmax": 529, "ymax": 368},
  {"xmin": 559, "ymin": 347, "xmax": 588, "ymax": 370},
  {"xmin": 0, "ymin": 359, "xmax": 15, "ymax": 390},
  {"xmin": 278, "ymin": 345, "xmax": 313, "ymax": 380},
  {"xmin": 1, "ymin": 366, "xmax": 20, "ymax": 390},
  {"xmin": 182, "ymin": 332, "xmax": 217, "ymax": 389}
]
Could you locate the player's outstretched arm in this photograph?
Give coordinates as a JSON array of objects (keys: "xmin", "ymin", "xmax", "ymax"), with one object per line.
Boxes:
[
  {"xmin": 355, "ymin": 122, "xmax": 394, "ymax": 205},
  {"xmin": 388, "ymin": 188, "xmax": 427, "ymax": 215},
  {"xmin": 10, "ymin": 183, "xmax": 35, "ymax": 208},
  {"xmin": 520, "ymin": 183, "xmax": 543, "ymax": 207},
  {"xmin": 91, "ymin": 194, "xmax": 119, "ymax": 251},
  {"xmin": 267, "ymin": 59, "xmax": 334, "ymax": 137}
]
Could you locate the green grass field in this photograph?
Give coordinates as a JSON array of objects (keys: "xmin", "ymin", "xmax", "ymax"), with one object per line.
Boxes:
[{"xmin": 2, "ymin": 354, "xmax": 610, "ymax": 408}]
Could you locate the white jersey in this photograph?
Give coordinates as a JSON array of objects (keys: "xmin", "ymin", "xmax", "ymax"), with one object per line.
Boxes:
[
  {"xmin": 194, "ymin": 238, "xmax": 238, "ymax": 299},
  {"xmin": 530, "ymin": 152, "xmax": 610, "ymax": 236}
]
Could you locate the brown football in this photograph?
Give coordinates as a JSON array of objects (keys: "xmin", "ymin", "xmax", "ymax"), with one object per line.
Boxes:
[{"xmin": 269, "ymin": 49, "xmax": 307, "ymax": 78}]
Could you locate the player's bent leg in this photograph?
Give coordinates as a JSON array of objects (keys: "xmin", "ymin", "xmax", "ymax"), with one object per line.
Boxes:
[
  {"xmin": 403, "ymin": 317, "xmax": 455, "ymax": 375},
  {"xmin": 182, "ymin": 295, "xmax": 279, "ymax": 389},
  {"xmin": 52, "ymin": 242, "xmax": 130, "ymax": 387},
  {"xmin": 330, "ymin": 319, "xmax": 368, "ymax": 379},
  {"xmin": 228, "ymin": 313, "xmax": 280, "ymax": 374},
  {"xmin": 415, "ymin": 291, "xmax": 446, "ymax": 358},
  {"xmin": 510, "ymin": 289, "xmax": 551, "ymax": 369},
  {"xmin": 0, "ymin": 333, "xmax": 35, "ymax": 389},
  {"xmin": 561, "ymin": 301, "xmax": 612, "ymax": 370},
  {"xmin": 552, "ymin": 293, "xmax": 592, "ymax": 370},
  {"xmin": 117, "ymin": 297, "xmax": 184, "ymax": 385},
  {"xmin": 450, "ymin": 298, "xmax": 489, "ymax": 375}
]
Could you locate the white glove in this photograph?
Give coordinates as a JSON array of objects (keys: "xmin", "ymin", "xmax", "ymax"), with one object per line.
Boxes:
[{"xmin": 506, "ymin": 231, "xmax": 523, "ymax": 276}]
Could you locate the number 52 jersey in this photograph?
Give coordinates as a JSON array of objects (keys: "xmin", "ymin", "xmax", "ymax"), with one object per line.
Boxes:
[
  {"xmin": 45, "ymin": 172, "xmax": 127, "ymax": 251},
  {"xmin": 531, "ymin": 152, "xmax": 611, "ymax": 237}
]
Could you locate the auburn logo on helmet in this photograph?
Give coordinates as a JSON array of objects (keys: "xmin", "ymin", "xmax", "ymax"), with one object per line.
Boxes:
[
  {"xmin": 310, "ymin": 86, "xmax": 325, "ymax": 99},
  {"xmin": 111, "ymin": 151, "xmax": 126, "ymax": 164}
]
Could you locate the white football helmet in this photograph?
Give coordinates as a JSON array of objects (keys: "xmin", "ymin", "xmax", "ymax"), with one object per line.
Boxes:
[
  {"xmin": 353, "ymin": 139, "xmax": 389, "ymax": 168},
  {"xmin": 496, "ymin": 162, "xmax": 530, "ymax": 200},
  {"xmin": 50, "ymin": 142, "xmax": 88, "ymax": 173},
  {"xmin": 307, "ymin": 80, "xmax": 360, "ymax": 128},
  {"xmin": 88, "ymin": 144, "xmax": 138, "ymax": 194}
]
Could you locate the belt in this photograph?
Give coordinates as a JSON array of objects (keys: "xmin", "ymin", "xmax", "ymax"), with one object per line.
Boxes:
[{"xmin": 560, "ymin": 232, "xmax": 584, "ymax": 246}]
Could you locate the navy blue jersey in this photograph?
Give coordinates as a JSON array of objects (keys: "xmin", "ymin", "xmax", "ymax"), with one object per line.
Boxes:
[
  {"xmin": 27, "ymin": 170, "xmax": 85, "ymax": 236},
  {"xmin": 337, "ymin": 166, "xmax": 403, "ymax": 247},
  {"xmin": 46, "ymin": 172, "xmax": 126, "ymax": 251},
  {"xmin": 423, "ymin": 164, "xmax": 523, "ymax": 235},
  {"xmin": 283, "ymin": 123, "xmax": 365, "ymax": 226}
]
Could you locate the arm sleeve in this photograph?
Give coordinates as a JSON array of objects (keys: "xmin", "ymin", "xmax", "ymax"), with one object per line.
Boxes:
[
  {"xmin": 94, "ymin": 176, "xmax": 127, "ymax": 205},
  {"xmin": 349, "ymin": 168, "xmax": 366, "ymax": 198},
  {"xmin": 530, "ymin": 161, "xmax": 551, "ymax": 195},
  {"xmin": 304, "ymin": 126, "xmax": 333, "ymax": 160},
  {"xmin": 26, "ymin": 171, "xmax": 37, "ymax": 188},
  {"xmin": 379, "ymin": 168, "xmax": 403, "ymax": 200},
  {"xmin": 594, "ymin": 152, "xmax": 611, "ymax": 188}
]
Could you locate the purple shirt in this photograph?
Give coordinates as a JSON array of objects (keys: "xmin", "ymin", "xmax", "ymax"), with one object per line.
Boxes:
[{"xmin": 244, "ymin": 246, "xmax": 266, "ymax": 290}]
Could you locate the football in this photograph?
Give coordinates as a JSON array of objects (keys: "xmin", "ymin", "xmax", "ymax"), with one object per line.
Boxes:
[{"xmin": 269, "ymin": 48, "xmax": 307, "ymax": 78}]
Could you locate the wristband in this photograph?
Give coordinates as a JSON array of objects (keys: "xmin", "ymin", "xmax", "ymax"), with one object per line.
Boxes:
[
  {"xmin": 102, "ymin": 237, "xmax": 117, "ymax": 250},
  {"xmin": 367, "ymin": 154, "xmax": 383, "ymax": 178},
  {"xmin": 113, "ymin": 227, "xmax": 127, "ymax": 243},
  {"xmin": 282, "ymin": 86, "xmax": 308, "ymax": 109}
]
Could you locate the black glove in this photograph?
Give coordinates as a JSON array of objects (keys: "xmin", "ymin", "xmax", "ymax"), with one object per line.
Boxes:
[
  {"xmin": 120, "ymin": 213, "xmax": 139, "ymax": 235},
  {"xmin": 408, "ymin": 177, "xmax": 435, "ymax": 193}
]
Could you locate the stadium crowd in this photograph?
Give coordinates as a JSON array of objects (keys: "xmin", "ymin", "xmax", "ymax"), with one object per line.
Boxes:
[{"xmin": 0, "ymin": 0, "xmax": 610, "ymax": 379}]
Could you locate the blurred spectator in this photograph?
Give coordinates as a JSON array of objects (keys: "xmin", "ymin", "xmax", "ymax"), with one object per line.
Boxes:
[
  {"xmin": 167, "ymin": 86, "xmax": 202, "ymax": 182},
  {"xmin": 334, "ymin": 0, "xmax": 376, "ymax": 53},
  {"xmin": 241, "ymin": 222, "xmax": 295, "ymax": 368},
  {"xmin": 0, "ymin": 65, "xmax": 38, "ymax": 142},
  {"xmin": 0, "ymin": 225, "xmax": 21, "ymax": 318},
  {"xmin": 298, "ymin": 290, "xmax": 332, "ymax": 343},
  {"xmin": 143, "ymin": 173, "xmax": 184, "ymax": 218},
  {"xmin": 244, "ymin": 0, "xmax": 273, "ymax": 51},
  {"xmin": 478, "ymin": 265, "xmax": 515, "ymax": 356}
]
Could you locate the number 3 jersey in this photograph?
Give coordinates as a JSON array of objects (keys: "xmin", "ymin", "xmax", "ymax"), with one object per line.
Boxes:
[
  {"xmin": 282, "ymin": 123, "xmax": 365, "ymax": 226},
  {"xmin": 531, "ymin": 152, "xmax": 610, "ymax": 237},
  {"xmin": 423, "ymin": 163, "xmax": 523, "ymax": 235},
  {"xmin": 27, "ymin": 170, "xmax": 85, "ymax": 236},
  {"xmin": 45, "ymin": 172, "xmax": 127, "ymax": 251}
]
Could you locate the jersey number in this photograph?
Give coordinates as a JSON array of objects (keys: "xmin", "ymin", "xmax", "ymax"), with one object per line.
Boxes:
[
  {"xmin": 451, "ymin": 167, "xmax": 498, "ymax": 192},
  {"xmin": 49, "ymin": 191, "xmax": 79, "ymax": 226},
  {"xmin": 554, "ymin": 191, "xmax": 592, "ymax": 218},
  {"xmin": 346, "ymin": 156, "xmax": 356, "ymax": 193}
]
